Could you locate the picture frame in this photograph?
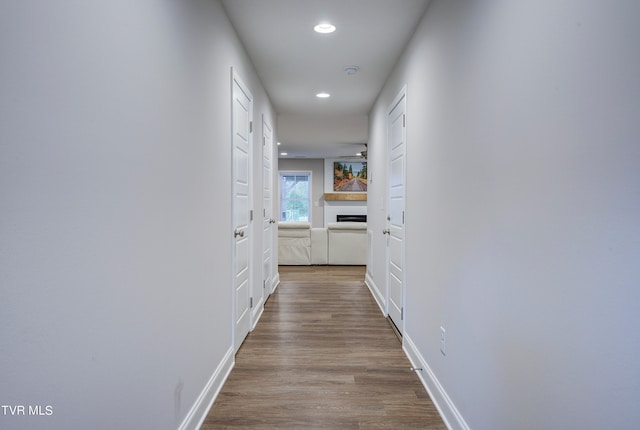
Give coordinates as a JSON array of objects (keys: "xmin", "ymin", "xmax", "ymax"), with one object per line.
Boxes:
[{"xmin": 333, "ymin": 161, "xmax": 367, "ymax": 192}]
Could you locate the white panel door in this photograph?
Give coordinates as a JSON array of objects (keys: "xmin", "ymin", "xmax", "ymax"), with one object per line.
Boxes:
[
  {"xmin": 386, "ymin": 89, "xmax": 406, "ymax": 334},
  {"xmin": 262, "ymin": 119, "xmax": 275, "ymax": 297},
  {"xmin": 232, "ymin": 72, "xmax": 252, "ymax": 353}
]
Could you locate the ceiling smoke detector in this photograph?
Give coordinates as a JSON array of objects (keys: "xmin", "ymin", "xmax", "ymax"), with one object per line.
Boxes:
[{"xmin": 343, "ymin": 65, "xmax": 360, "ymax": 75}]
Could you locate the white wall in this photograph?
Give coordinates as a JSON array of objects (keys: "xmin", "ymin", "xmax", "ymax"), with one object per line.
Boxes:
[
  {"xmin": 0, "ymin": 1, "xmax": 275, "ymax": 429},
  {"xmin": 323, "ymin": 201, "xmax": 368, "ymax": 226},
  {"xmin": 277, "ymin": 158, "xmax": 368, "ymax": 228},
  {"xmin": 322, "ymin": 159, "xmax": 368, "ymax": 226},
  {"xmin": 368, "ymin": 1, "xmax": 640, "ymax": 429},
  {"xmin": 278, "ymin": 113, "xmax": 368, "ymax": 158}
]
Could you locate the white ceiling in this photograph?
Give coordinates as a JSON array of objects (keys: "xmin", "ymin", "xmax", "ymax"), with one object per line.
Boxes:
[{"xmin": 221, "ymin": 0, "xmax": 430, "ymax": 158}]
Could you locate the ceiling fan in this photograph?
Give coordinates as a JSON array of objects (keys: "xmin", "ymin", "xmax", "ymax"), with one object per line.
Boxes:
[{"xmin": 343, "ymin": 143, "xmax": 367, "ymax": 160}]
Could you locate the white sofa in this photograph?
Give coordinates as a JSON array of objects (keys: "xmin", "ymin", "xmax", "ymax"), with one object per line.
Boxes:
[
  {"xmin": 278, "ymin": 221, "xmax": 366, "ymax": 265},
  {"xmin": 278, "ymin": 222, "xmax": 311, "ymax": 265},
  {"xmin": 327, "ymin": 222, "xmax": 367, "ymax": 265},
  {"xmin": 277, "ymin": 222, "xmax": 328, "ymax": 265}
]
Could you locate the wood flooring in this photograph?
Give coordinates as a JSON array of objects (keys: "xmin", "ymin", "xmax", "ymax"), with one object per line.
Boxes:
[{"xmin": 202, "ymin": 266, "xmax": 446, "ymax": 430}]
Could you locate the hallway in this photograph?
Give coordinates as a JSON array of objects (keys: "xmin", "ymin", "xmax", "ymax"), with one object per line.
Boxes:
[
  {"xmin": 203, "ymin": 266, "xmax": 446, "ymax": 429},
  {"xmin": 3, "ymin": 1, "xmax": 639, "ymax": 428}
]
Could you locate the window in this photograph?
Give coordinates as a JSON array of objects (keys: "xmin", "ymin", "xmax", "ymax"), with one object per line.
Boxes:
[{"xmin": 280, "ymin": 172, "xmax": 311, "ymax": 222}]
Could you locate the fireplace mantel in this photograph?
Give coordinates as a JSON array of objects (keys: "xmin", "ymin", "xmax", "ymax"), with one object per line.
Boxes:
[{"xmin": 323, "ymin": 193, "xmax": 367, "ymax": 201}]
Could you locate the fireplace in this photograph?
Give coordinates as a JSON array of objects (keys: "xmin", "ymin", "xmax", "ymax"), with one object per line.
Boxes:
[{"xmin": 336, "ymin": 214, "xmax": 367, "ymax": 223}]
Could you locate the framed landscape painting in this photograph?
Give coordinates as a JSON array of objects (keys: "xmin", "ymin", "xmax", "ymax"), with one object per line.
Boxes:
[{"xmin": 333, "ymin": 161, "xmax": 367, "ymax": 192}]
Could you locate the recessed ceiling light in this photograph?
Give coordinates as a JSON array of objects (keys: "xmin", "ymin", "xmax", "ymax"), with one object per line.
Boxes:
[
  {"xmin": 280, "ymin": 152, "xmax": 288, "ymax": 156},
  {"xmin": 316, "ymin": 92, "xmax": 331, "ymax": 98},
  {"xmin": 356, "ymin": 152, "xmax": 362, "ymax": 156},
  {"xmin": 277, "ymin": 142, "xmax": 281, "ymax": 146},
  {"xmin": 314, "ymin": 23, "xmax": 336, "ymax": 34}
]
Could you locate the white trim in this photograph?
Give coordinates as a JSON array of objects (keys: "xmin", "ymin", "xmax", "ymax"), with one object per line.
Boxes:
[
  {"xmin": 385, "ymin": 85, "xmax": 407, "ymax": 333},
  {"xmin": 279, "ymin": 170, "xmax": 313, "ymax": 224},
  {"xmin": 365, "ymin": 271, "xmax": 385, "ymax": 315},
  {"xmin": 388, "ymin": 85, "xmax": 407, "ymax": 119},
  {"xmin": 260, "ymin": 116, "xmax": 275, "ymax": 327},
  {"xmin": 403, "ymin": 334, "xmax": 470, "ymax": 430},
  {"xmin": 231, "ymin": 68, "xmax": 254, "ymax": 352},
  {"xmin": 251, "ymin": 302, "xmax": 264, "ymax": 331},
  {"xmin": 272, "ymin": 272, "xmax": 280, "ymax": 294},
  {"xmin": 178, "ymin": 347, "xmax": 235, "ymax": 430}
]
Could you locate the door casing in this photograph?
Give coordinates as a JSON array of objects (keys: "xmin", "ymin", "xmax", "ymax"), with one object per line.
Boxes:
[
  {"xmin": 386, "ymin": 86, "xmax": 407, "ymax": 336},
  {"xmin": 231, "ymin": 69, "xmax": 253, "ymax": 353}
]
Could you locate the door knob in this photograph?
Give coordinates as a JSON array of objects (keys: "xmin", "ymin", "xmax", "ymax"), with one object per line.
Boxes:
[
  {"xmin": 234, "ymin": 229, "xmax": 245, "ymax": 238},
  {"xmin": 269, "ymin": 218, "xmax": 276, "ymax": 224},
  {"xmin": 382, "ymin": 229, "xmax": 390, "ymax": 235}
]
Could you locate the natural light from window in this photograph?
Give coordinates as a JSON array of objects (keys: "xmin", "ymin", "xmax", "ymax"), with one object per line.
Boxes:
[{"xmin": 280, "ymin": 172, "xmax": 311, "ymax": 222}]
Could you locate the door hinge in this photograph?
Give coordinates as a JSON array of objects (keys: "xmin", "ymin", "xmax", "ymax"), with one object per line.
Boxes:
[
  {"xmin": 249, "ymin": 121, "xmax": 253, "ymax": 133},
  {"xmin": 263, "ymin": 136, "xmax": 266, "ymax": 145},
  {"xmin": 402, "ymin": 211, "xmax": 405, "ymax": 224},
  {"xmin": 263, "ymin": 208, "xmax": 266, "ymax": 217},
  {"xmin": 403, "ymin": 114, "xmax": 406, "ymax": 127},
  {"xmin": 263, "ymin": 280, "xmax": 267, "ymax": 289},
  {"xmin": 250, "ymin": 210, "xmax": 253, "ymax": 221},
  {"xmin": 250, "ymin": 297, "xmax": 253, "ymax": 308},
  {"xmin": 401, "ymin": 307, "xmax": 404, "ymax": 320}
]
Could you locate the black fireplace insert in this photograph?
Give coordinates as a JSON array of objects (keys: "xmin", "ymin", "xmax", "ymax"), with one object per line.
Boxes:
[{"xmin": 336, "ymin": 215, "xmax": 367, "ymax": 223}]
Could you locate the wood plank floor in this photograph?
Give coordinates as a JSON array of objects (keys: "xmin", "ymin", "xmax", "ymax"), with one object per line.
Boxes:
[{"xmin": 202, "ymin": 266, "xmax": 446, "ymax": 429}]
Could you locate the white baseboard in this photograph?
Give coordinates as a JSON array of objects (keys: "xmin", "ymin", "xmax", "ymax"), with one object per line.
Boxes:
[
  {"xmin": 403, "ymin": 334, "xmax": 469, "ymax": 430},
  {"xmin": 178, "ymin": 347, "xmax": 234, "ymax": 430},
  {"xmin": 272, "ymin": 272, "xmax": 280, "ymax": 294},
  {"xmin": 364, "ymin": 272, "xmax": 385, "ymax": 315},
  {"xmin": 251, "ymin": 302, "xmax": 265, "ymax": 331}
]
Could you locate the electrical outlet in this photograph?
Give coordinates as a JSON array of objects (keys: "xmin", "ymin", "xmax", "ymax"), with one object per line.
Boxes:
[{"xmin": 440, "ymin": 326, "xmax": 446, "ymax": 356}]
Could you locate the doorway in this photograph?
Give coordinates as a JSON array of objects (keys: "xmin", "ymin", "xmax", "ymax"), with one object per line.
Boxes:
[
  {"xmin": 232, "ymin": 70, "xmax": 253, "ymax": 352},
  {"xmin": 386, "ymin": 87, "xmax": 406, "ymax": 335}
]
